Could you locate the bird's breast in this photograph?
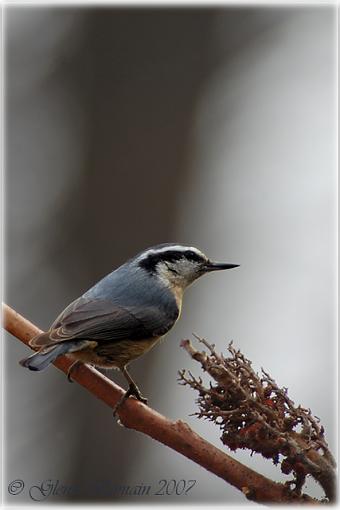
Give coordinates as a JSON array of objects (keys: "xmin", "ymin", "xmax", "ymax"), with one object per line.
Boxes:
[{"xmin": 170, "ymin": 285, "xmax": 183, "ymax": 317}]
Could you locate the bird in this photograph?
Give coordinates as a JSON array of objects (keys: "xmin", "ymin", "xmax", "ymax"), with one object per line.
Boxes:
[{"xmin": 19, "ymin": 243, "xmax": 239, "ymax": 413}]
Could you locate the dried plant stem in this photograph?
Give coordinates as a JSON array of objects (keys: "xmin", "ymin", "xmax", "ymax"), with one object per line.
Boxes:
[
  {"xmin": 179, "ymin": 337, "xmax": 336, "ymax": 503},
  {"xmin": 3, "ymin": 303, "xmax": 318, "ymax": 504}
]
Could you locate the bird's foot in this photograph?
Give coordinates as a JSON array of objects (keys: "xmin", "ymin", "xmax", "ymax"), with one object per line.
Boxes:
[
  {"xmin": 112, "ymin": 384, "xmax": 148, "ymax": 417},
  {"xmin": 67, "ymin": 360, "xmax": 83, "ymax": 382},
  {"xmin": 128, "ymin": 383, "xmax": 148, "ymax": 405}
]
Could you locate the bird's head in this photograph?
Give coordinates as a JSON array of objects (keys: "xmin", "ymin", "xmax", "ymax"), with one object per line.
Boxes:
[{"xmin": 136, "ymin": 243, "xmax": 239, "ymax": 291}]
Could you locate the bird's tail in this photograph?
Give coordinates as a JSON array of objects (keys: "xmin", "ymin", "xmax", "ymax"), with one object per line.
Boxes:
[{"xmin": 19, "ymin": 342, "xmax": 75, "ymax": 371}]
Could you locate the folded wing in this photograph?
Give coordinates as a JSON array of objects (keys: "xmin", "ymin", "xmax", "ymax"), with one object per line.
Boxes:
[{"xmin": 30, "ymin": 297, "xmax": 179, "ymax": 348}]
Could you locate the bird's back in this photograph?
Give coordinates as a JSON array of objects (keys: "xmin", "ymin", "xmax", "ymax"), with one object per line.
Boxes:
[{"xmin": 82, "ymin": 262, "xmax": 179, "ymax": 319}]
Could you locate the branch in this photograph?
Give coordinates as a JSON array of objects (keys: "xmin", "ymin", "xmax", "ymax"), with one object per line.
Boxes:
[{"xmin": 3, "ymin": 303, "xmax": 318, "ymax": 505}]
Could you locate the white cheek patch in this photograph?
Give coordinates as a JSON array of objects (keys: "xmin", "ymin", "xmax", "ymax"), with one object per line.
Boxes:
[
  {"xmin": 175, "ymin": 258, "xmax": 196, "ymax": 275},
  {"xmin": 157, "ymin": 259, "xmax": 197, "ymax": 287},
  {"xmin": 156, "ymin": 264, "xmax": 173, "ymax": 288}
]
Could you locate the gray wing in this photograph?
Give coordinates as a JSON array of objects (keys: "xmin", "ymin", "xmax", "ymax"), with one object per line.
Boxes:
[{"xmin": 32, "ymin": 297, "xmax": 179, "ymax": 347}]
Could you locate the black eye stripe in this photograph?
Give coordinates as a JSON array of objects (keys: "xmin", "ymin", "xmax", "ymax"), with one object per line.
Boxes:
[
  {"xmin": 139, "ymin": 249, "xmax": 205, "ymax": 273},
  {"xmin": 184, "ymin": 250, "xmax": 203, "ymax": 263}
]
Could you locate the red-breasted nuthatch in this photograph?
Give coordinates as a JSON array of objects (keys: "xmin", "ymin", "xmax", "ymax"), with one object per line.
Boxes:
[{"xmin": 20, "ymin": 243, "xmax": 239, "ymax": 411}]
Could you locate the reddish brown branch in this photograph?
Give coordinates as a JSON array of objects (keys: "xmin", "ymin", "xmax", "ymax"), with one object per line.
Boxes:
[{"xmin": 3, "ymin": 303, "xmax": 317, "ymax": 504}]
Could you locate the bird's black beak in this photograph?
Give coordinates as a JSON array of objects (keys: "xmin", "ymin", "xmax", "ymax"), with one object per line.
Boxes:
[{"xmin": 204, "ymin": 262, "xmax": 240, "ymax": 272}]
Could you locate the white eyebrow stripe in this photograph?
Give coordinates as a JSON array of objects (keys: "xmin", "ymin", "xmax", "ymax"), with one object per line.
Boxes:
[{"xmin": 136, "ymin": 245, "xmax": 205, "ymax": 262}]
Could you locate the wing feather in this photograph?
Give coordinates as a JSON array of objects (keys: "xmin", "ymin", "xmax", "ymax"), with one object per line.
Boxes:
[{"xmin": 35, "ymin": 297, "xmax": 178, "ymax": 347}]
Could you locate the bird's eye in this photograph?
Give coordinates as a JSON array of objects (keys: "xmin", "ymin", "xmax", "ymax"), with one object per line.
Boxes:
[{"xmin": 185, "ymin": 250, "xmax": 202, "ymax": 263}]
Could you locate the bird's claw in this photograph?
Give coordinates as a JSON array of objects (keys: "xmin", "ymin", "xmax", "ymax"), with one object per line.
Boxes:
[
  {"xmin": 67, "ymin": 360, "xmax": 82, "ymax": 383},
  {"xmin": 129, "ymin": 384, "xmax": 148, "ymax": 404},
  {"xmin": 112, "ymin": 384, "xmax": 148, "ymax": 417}
]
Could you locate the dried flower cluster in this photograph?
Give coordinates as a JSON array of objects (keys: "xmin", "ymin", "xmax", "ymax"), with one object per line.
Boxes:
[{"xmin": 179, "ymin": 336, "xmax": 336, "ymax": 502}]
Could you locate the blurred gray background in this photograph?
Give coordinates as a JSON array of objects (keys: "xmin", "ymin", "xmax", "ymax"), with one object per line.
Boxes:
[{"xmin": 4, "ymin": 6, "xmax": 337, "ymax": 504}]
